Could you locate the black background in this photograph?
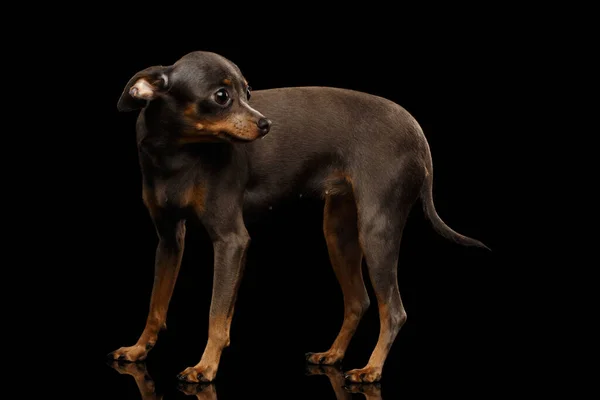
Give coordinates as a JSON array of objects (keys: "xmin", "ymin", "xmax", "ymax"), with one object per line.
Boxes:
[{"xmin": 50, "ymin": 19, "xmax": 510, "ymax": 400}]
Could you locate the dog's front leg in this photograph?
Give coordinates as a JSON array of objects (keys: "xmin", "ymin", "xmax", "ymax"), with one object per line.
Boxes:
[
  {"xmin": 109, "ymin": 215, "xmax": 186, "ymax": 362},
  {"xmin": 178, "ymin": 213, "xmax": 250, "ymax": 383}
]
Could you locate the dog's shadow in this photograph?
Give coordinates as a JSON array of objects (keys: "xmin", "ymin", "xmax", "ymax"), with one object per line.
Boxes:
[{"xmin": 106, "ymin": 360, "xmax": 383, "ymax": 399}]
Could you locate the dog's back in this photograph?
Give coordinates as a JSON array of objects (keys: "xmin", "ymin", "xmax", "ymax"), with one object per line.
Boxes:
[{"xmin": 243, "ymin": 86, "xmax": 430, "ymax": 206}]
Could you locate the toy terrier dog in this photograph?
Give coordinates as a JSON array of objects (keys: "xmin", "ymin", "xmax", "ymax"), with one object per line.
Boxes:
[{"xmin": 108, "ymin": 51, "xmax": 489, "ymax": 383}]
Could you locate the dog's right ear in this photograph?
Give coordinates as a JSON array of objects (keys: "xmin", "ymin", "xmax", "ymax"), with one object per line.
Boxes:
[{"xmin": 117, "ymin": 66, "xmax": 171, "ymax": 112}]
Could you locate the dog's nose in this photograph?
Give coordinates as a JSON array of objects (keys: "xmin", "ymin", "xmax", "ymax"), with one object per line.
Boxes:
[{"xmin": 257, "ymin": 118, "xmax": 271, "ymax": 135}]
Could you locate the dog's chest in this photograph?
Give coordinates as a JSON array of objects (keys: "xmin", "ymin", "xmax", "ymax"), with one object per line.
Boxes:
[{"xmin": 143, "ymin": 179, "xmax": 206, "ymax": 212}]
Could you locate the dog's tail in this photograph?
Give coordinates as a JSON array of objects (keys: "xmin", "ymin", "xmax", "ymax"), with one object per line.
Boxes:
[{"xmin": 420, "ymin": 169, "xmax": 491, "ymax": 251}]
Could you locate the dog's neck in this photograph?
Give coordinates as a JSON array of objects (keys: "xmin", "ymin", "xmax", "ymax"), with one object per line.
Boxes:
[
  {"xmin": 135, "ymin": 104, "xmax": 250, "ymax": 184},
  {"xmin": 138, "ymin": 133, "xmax": 247, "ymax": 183}
]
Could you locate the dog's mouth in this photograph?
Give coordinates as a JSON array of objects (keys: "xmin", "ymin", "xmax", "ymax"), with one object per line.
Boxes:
[
  {"xmin": 179, "ymin": 130, "xmax": 257, "ymax": 145},
  {"xmin": 180, "ymin": 117, "xmax": 263, "ymax": 144},
  {"xmin": 215, "ymin": 130, "xmax": 256, "ymax": 143}
]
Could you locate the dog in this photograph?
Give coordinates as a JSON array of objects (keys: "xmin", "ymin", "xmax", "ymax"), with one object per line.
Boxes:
[{"xmin": 107, "ymin": 51, "xmax": 489, "ymax": 383}]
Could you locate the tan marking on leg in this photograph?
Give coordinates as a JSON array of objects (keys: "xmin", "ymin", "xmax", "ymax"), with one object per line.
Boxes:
[
  {"xmin": 367, "ymin": 301, "xmax": 407, "ymax": 368},
  {"xmin": 178, "ymin": 228, "xmax": 250, "ymax": 383},
  {"xmin": 108, "ymin": 217, "xmax": 186, "ymax": 363},
  {"xmin": 182, "ymin": 183, "xmax": 207, "ymax": 214},
  {"xmin": 344, "ymin": 301, "xmax": 406, "ymax": 383},
  {"xmin": 307, "ymin": 192, "xmax": 369, "ymax": 365}
]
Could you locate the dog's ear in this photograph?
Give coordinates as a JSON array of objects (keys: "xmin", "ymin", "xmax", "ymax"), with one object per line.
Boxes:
[{"xmin": 117, "ymin": 66, "xmax": 171, "ymax": 112}]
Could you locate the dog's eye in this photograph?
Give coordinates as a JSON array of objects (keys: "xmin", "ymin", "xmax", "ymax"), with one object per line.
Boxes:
[
  {"xmin": 246, "ymin": 86, "xmax": 252, "ymax": 100},
  {"xmin": 214, "ymin": 89, "xmax": 230, "ymax": 105}
]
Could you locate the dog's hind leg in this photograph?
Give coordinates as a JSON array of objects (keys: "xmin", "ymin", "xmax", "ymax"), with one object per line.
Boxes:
[
  {"xmin": 344, "ymin": 160, "xmax": 424, "ymax": 383},
  {"xmin": 306, "ymin": 192, "xmax": 370, "ymax": 365}
]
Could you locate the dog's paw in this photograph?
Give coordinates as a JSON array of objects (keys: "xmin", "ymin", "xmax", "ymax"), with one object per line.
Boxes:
[
  {"xmin": 177, "ymin": 366, "xmax": 216, "ymax": 383},
  {"xmin": 107, "ymin": 344, "xmax": 149, "ymax": 362},
  {"xmin": 305, "ymin": 350, "xmax": 343, "ymax": 365},
  {"xmin": 344, "ymin": 366, "xmax": 382, "ymax": 383}
]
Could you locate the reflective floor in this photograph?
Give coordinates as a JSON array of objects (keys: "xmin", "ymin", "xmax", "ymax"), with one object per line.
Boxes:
[{"xmin": 100, "ymin": 360, "xmax": 399, "ymax": 399}]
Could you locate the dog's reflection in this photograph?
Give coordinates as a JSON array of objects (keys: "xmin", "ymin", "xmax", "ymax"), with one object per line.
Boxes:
[
  {"xmin": 107, "ymin": 361, "xmax": 382, "ymax": 399},
  {"xmin": 107, "ymin": 360, "xmax": 216, "ymax": 400},
  {"xmin": 305, "ymin": 365, "xmax": 383, "ymax": 400},
  {"xmin": 177, "ymin": 382, "xmax": 217, "ymax": 400},
  {"xmin": 107, "ymin": 361, "xmax": 163, "ymax": 400}
]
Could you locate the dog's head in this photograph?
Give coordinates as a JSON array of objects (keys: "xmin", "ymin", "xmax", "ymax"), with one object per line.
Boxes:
[{"xmin": 117, "ymin": 51, "xmax": 271, "ymax": 143}]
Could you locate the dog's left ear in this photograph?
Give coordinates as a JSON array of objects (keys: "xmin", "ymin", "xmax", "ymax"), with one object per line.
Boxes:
[{"xmin": 117, "ymin": 66, "xmax": 171, "ymax": 112}]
